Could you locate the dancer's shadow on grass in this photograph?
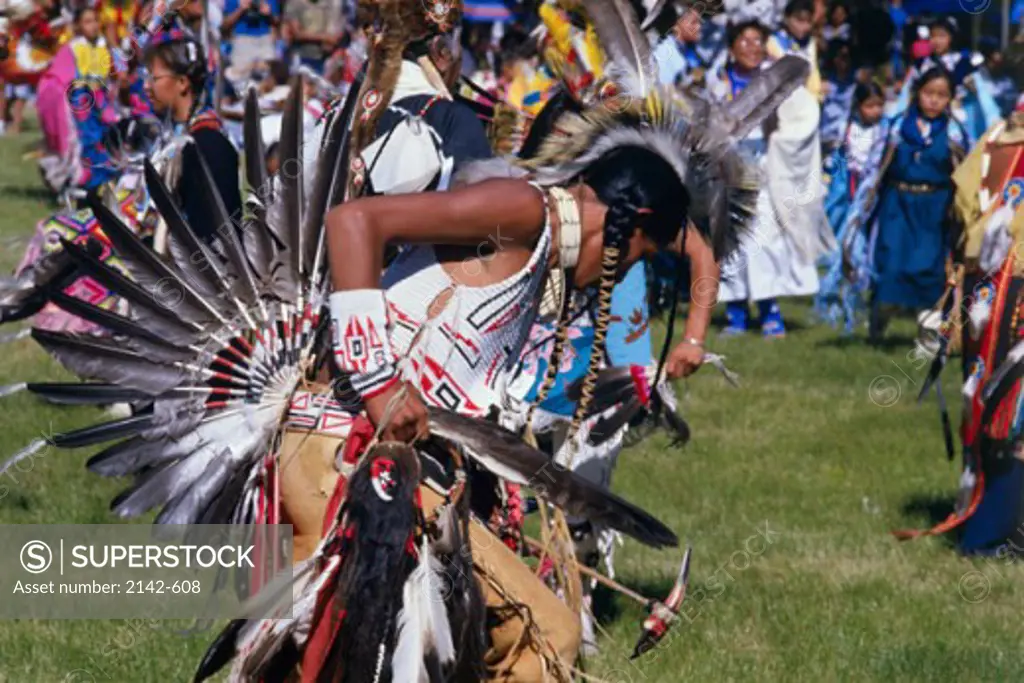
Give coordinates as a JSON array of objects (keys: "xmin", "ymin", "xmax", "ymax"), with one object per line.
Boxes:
[
  {"xmin": 900, "ymin": 494, "xmax": 958, "ymax": 548},
  {"xmin": 0, "ymin": 184, "xmax": 54, "ymax": 203},
  {"xmin": 815, "ymin": 334, "xmax": 917, "ymax": 351}
]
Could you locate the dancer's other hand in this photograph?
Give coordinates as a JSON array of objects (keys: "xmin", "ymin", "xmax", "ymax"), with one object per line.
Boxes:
[
  {"xmin": 665, "ymin": 340, "xmax": 703, "ymax": 379},
  {"xmin": 363, "ymin": 381, "xmax": 429, "ymax": 443}
]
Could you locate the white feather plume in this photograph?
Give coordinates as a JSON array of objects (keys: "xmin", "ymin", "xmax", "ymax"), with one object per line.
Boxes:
[{"xmin": 392, "ymin": 537, "xmax": 456, "ymax": 683}]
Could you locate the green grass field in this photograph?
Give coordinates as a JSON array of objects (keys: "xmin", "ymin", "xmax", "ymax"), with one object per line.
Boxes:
[{"xmin": 1, "ymin": 122, "xmax": 1022, "ymax": 683}]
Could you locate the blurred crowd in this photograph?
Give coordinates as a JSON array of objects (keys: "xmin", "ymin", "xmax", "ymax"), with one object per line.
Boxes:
[{"xmin": 1, "ymin": 0, "xmax": 1022, "ymax": 337}]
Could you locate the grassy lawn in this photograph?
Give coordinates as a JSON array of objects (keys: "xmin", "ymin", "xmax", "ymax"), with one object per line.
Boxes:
[{"xmin": 1, "ymin": 123, "xmax": 1022, "ymax": 682}]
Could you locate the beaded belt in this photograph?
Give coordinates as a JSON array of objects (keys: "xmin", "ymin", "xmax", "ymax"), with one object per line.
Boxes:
[
  {"xmin": 285, "ymin": 389, "xmax": 356, "ymax": 438},
  {"xmin": 895, "ymin": 181, "xmax": 948, "ymax": 193}
]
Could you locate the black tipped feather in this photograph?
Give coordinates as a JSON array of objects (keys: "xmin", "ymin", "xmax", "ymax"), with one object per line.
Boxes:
[
  {"xmin": 588, "ymin": 400, "xmax": 644, "ymax": 447},
  {"xmin": 191, "ymin": 146, "xmax": 262, "ymax": 308},
  {"xmin": 49, "ymin": 291, "xmax": 194, "ymax": 362},
  {"xmin": 144, "ymin": 161, "xmax": 234, "ymax": 301},
  {"xmin": 304, "ymin": 72, "xmax": 360, "ymax": 273},
  {"xmin": 243, "ymin": 88, "xmax": 271, "ymax": 216},
  {"xmin": 279, "ymin": 75, "xmax": 306, "ymax": 279},
  {"xmin": 32, "ymin": 328, "xmax": 189, "ymax": 395},
  {"xmin": 27, "ymin": 382, "xmax": 152, "ymax": 406},
  {"xmin": 566, "ymin": 366, "xmax": 638, "ymax": 418},
  {"xmin": 86, "ymin": 194, "xmax": 225, "ymax": 324},
  {"xmin": 0, "ymin": 247, "xmax": 83, "ymax": 323},
  {"xmin": 428, "ymin": 407, "xmax": 678, "ymax": 548},
  {"xmin": 49, "ymin": 414, "xmax": 155, "ymax": 448},
  {"xmin": 59, "ymin": 237, "xmax": 199, "ymax": 344},
  {"xmin": 239, "ymin": 91, "xmax": 282, "ymax": 284},
  {"xmin": 156, "ymin": 451, "xmax": 235, "ymax": 525},
  {"xmin": 198, "ymin": 461, "xmax": 253, "ymax": 525},
  {"xmin": 87, "ymin": 434, "xmax": 197, "ymax": 476},
  {"xmin": 723, "ymin": 55, "xmax": 810, "ymax": 142},
  {"xmin": 194, "ymin": 619, "xmax": 245, "ymax": 682},
  {"xmin": 111, "ymin": 445, "xmax": 218, "ymax": 518}
]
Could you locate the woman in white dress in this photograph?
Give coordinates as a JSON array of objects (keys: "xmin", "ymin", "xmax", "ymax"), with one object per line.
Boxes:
[{"xmin": 707, "ymin": 19, "xmax": 832, "ymax": 337}]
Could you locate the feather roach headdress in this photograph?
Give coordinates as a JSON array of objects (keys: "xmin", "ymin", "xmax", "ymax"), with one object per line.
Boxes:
[
  {"xmin": 518, "ymin": 55, "xmax": 808, "ymax": 262},
  {"xmin": 511, "ymin": 3, "xmax": 808, "ymax": 477},
  {"xmin": 519, "ymin": 0, "xmax": 809, "ymax": 259}
]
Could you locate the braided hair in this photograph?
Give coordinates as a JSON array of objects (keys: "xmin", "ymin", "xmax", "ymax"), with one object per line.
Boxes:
[{"xmin": 558, "ymin": 148, "xmax": 687, "ymax": 449}]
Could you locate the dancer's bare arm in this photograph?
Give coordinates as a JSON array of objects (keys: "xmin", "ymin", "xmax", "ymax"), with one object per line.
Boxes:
[
  {"xmin": 666, "ymin": 223, "xmax": 719, "ymax": 379},
  {"xmin": 325, "ymin": 179, "xmax": 546, "ymax": 292}
]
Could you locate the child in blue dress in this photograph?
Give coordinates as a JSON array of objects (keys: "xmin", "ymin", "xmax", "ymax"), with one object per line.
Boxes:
[
  {"xmin": 843, "ymin": 69, "xmax": 969, "ymax": 341},
  {"xmin": 815, "ymin": 82, "xmax": 885, "ymax": 331}
]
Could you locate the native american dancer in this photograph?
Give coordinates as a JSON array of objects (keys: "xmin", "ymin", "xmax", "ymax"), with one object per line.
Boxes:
[
  {"xmin": 814, "ymin": 81, "xmax": 884, "ymax": 333},
  {"xmin": 766, "ymin": 0, "xmax": 821, "ymax": 101},
  {"xmin": 36, "ymin": 7, "xmax": 124, "ymax": 195},
  {"xmin": 896, "ymin": 44, "xmax": 1024, "ymax": 555},
  {"xmin": 707, "ymin": 18, "xmax": 832, "ymax": 338},
  {"xmin": 0, "ymin": 12, "xmax": 808, "ymax": 683},
  {"xmin": 3, "ymin": 25, "xmax": 237, "ymax": 336},
  {"xmin": 821, "ymin": 69, "xmax": 969, "ymax": 342},
  {"xmin": 304, "ymin": 0, "xmax": 493, "ymax": 201}
]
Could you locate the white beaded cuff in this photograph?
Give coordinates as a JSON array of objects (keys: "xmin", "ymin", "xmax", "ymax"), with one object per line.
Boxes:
[{"xmin": 329, "ymin": 290, "xmax": 399, "ymax": 399}]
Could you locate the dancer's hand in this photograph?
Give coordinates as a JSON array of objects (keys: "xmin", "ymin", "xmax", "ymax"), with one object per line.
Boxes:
[
  {"xmin": 364, "ymin": 381, "xmax": 429, "ymax": 443},
  {"xmin": 665, "ymin": 340, "xmax": 703, "ymax": 379}
]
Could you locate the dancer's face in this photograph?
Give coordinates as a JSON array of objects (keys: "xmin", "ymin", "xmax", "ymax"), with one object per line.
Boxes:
[
  {"xmin": 145, "ymin": 56, "xmax": 189, "ymax": 115},
  {"xmin": 858, "ymin": 95, "xmax": 884, "ymax": 126},
  {"xmin": 785, "ymin": 10, "xmax": 813, "ymax": 40},
  {"xmin": 77, "ymin": 9, "xmax": 100, "ymax": 41},
  {"xmin": 917, "ymin": 77, "xmax": 952, "ymax": 119},
  {"xmin": 673, "ymin": 9, "xmax": 702, "ymax": 44},
  {"xmin": 731, "ymin": 27, "xmax": 765, "ymax": 71},
  {"xmin": 930, "ymin": 27, "xmax": 952, "ymax": 56},
  {"xmin": 829, "ymin": 5, "xmax": 847, "ymax": 27}
]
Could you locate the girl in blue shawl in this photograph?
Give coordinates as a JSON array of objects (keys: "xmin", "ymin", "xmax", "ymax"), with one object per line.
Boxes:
[{"xmin": 835, "ymin": 68, "xmax": 969, "ymax": 340}]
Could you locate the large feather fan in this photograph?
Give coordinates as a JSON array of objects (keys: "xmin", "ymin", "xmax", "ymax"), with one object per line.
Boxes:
[{"xmin": 0, "ymin": 78, "xmax": 360, "ymax": 527}]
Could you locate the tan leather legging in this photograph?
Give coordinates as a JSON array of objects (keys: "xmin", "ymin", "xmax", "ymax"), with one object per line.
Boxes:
[{"xmin": 277, "ymin": 428, "xmax": 581, "ymax": 681}]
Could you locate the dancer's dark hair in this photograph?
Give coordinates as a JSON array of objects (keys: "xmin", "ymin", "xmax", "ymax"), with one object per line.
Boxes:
[
  {"xmin": 558, "ymin": 147, "xmax": 689, "ymax": 439},
  {"xmin": 784, "ymin": 0, "xmax": 813, "ymax": 17},
  {"xmin": 144, "ymin": 37, "xmax": 208, "ymax": 98},
  {"xmin": 581, "ymin": 146, "xmax": 689, "ymax": 251},
  {"xmin": 852, "ymin": 81, "xmax": 884, "ymax": 111},
  {"xmin": 726, "ymin": 19, "xmax": 769, "ymax": 49}
]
